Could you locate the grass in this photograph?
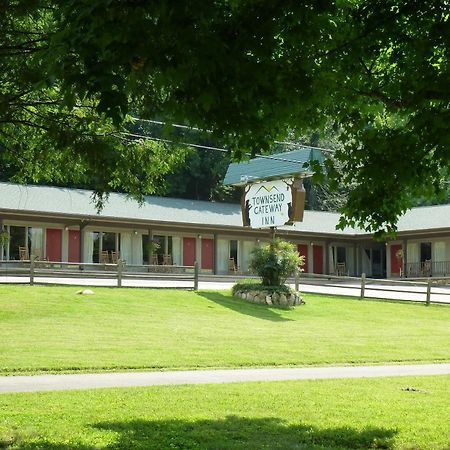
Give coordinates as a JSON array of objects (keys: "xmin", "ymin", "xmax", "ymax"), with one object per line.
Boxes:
[
  {"xmin": 0, "ymin": 285, "xmax": 449, "ymax": 374},
  {"xmin": 0, "ymin": 375, "xmax": 449, "ymax": 449}
]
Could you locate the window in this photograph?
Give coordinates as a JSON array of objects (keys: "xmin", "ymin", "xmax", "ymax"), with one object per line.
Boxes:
[
  {"xmin": 420, "ymin": 242, "xmax": 431, "ymax": 262},
  {"xmin": 336, "ymin": 246, "xmax": 346, "ymax": 263},
  {"xmin": 9, "ymin": 226, "xmax": 26, "ymax": 260},
  {"xmin": 28, "ymin": 227, "xmax": 43, "ymax": 259},
  {"xmin": 142, "ymin": 235, "xmax": 150, "ymax": 264},
  {"xmin": 92, "ymin": 231, "xmax": 100, "ymax": 263},
  {"xmin": 229, "ymin": 240, "xmax": 238, "ymax": 266},
  {"xmin": 154, "ymin": 235, "xmax": 165, "ymax": 264},
  {"xmin": 142, "ymin": 235, "xmax": 173, "ymax": 264},
  {"xmin": 102, "ymin": 232, "xmax": 117, "ymax": 253}
]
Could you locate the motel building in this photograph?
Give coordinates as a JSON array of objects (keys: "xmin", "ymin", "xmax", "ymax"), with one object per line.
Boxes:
[{"xmin": 1, "ymin": 181, "xmax": 450, "ymax": 279}]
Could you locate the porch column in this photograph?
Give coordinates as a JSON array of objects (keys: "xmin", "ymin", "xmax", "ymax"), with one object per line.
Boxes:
[
  {"xmin": 213, "ymin": 233, "xmax": 218, "ymax": 275},
  {"xmin": 0, "ymin": 217, "xmax": 4, "ymax": 261},
  {"xmin": 196, "ymin": 235, "xmax": 202, "ymax": 270},
  {"xmin": 307, "ymin": 242, "xmax": 314, "ymax": 273},
  {"xmin": 402, "ymin": 239, "xmax": 408, "ymax": 277},
  {"xmin": 324, "ymin": 240, "xmax": 330, "ymax": 275},
  {"xmin": 61, "ymin": 228, "xmax": 69, "ymax": 262},
  {"xmin": 386, "ymin": 242, "xmax": 391, "ymax": 278},
  {"xmin": 148, "ymin": 228, "xmax": 153, "ymax": 263},
  {"xmin": 79, "ymin": 221, "xmax": 88, "ymax": 263}
]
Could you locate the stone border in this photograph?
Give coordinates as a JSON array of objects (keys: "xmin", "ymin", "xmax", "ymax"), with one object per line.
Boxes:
[{"xmin": 234, "ymin": 289, "xmax": 304, "ymax": 308}]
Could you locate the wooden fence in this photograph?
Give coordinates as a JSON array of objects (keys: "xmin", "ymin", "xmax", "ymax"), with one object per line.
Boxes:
[
  {"xmin": 0, "ymin": 260, "xmax": 200, "ymax": 290},
  {"xmin": 293, "ymin": 271, "xmax": 450, "ymax": 305}
]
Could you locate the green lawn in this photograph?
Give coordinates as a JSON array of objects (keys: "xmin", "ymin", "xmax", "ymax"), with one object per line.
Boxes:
[
  {"xmin": 0, "ymin": 285, "xmax": 449, "ymax": 374},
  {"xmin": 0, "ymin": 375, "xmax": 449, "ymax": 449}
]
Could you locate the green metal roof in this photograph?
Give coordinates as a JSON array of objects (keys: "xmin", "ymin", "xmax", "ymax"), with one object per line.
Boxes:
[{"xmin": 223, "ymin": 148, "xmax": 324, "ymax": 186}]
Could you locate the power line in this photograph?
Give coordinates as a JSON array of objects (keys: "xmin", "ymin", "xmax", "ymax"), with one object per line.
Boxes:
[
  {"xmin": 119, "ymin": 132, "xmax": 227, "ymax": 153},
  {"xmin": 129, "ymin": 116, "xmax": 335, "ymax": 153},
  {"xmin": 118, "ymin": 131, "xmax": 319, "ymax": 167}
]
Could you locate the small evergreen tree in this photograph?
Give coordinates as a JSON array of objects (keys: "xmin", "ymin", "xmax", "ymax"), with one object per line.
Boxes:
[{"xmin": 249, "ymin": 239, "xmax": 304, "ymax": 287}]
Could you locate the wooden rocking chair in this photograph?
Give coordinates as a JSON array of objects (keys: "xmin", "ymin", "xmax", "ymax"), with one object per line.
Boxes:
[
  {"xmin": 100, "ymin": 250, "xmax": 109, "ymax": 265},
  {"xmin": 336, "ymin": 262, "xmax": 347, "ymax": 276},
  {"xmin": 19, "ymin": 246, "xmax": 29, "ymax": 261},
  {"xmin": 163, "ymin": 254, "xmax": 173, "ymax": 265},
  {"xmin": 228, "ymin": 257, "xmax": 237, "ymax": 274},
  {"xmin": 110, "ymin": 251, "xmax": 120, "ymax": 264}
]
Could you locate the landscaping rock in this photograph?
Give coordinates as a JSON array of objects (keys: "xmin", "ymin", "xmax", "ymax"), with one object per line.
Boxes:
[
  {"xmin": 233, "ymin": 287, "xmax": 304, "ymax": 309},
  {"xmin": 76, "ymin": 289, "xmax": 94, "ymax": 295}
]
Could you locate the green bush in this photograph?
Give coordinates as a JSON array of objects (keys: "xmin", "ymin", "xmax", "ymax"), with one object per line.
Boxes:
[
  {"xmin": 249, "ymin": 239, "xmax": 304, "ymax": 286},
  {"xmin": 232, "ymin": 283, "xmax": 292, "ymax": 296}
]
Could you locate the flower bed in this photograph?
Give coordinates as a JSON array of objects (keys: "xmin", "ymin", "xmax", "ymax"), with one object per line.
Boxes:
[{"xmin": 232, "ymin": 283, "xmax": 304, "ymax": 308}]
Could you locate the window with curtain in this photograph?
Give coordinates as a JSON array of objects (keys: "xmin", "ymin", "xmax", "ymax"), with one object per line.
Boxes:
[
  {"xmin": 131, "ymin": 233, "xmax": 143, "ymax": 265},
  {"xmin": 407, "ymin": 242, "xmax": 419, "ymax": 263},
  {"xmin": 172, "ymin": 236, "xmax": 181, "ymax": 265},
  {"xmin": 121, "ymin": 232, "xmax": 133, "ymax": 264},
  {"xmin": 28, "ymin": 227, "xmax": 43, "ymax": 259},
  {"xmin": 433, "ymin": 241, "xmax": 445, "ymax": 262}
]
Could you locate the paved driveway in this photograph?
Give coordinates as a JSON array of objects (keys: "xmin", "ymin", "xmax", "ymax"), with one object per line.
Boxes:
[{"xmin": 1, "ymin": 364, "xmax": 449, "ymax": 393}]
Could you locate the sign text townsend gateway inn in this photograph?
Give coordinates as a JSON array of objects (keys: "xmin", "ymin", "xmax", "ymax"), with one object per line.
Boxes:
[
  {"xmin": 244, "ymin": 179, "xmax": 292, "ymax": 228},
  {"xmin": 223, "ymin": 148, "xmax": 315, "ymax": 229}
]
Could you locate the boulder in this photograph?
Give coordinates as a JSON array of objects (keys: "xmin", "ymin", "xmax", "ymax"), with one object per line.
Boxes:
[{"xmin": 76, "ymin": 289, "xmax": 94, "ymax": 295}]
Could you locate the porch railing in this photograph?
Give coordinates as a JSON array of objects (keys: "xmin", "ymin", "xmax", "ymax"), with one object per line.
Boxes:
[{"xmin": 404, "ymin": 260, "xmax": 450, "ymax": 278}]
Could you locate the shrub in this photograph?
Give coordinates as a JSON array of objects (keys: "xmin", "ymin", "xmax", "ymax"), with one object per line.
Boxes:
[
  {"xmin": 232, "ymin": 283, "xmax": 292, "ymax": 296},
  {"xmin": 249, "ymin": 238, "xmax": 304, "ymax": 286}
]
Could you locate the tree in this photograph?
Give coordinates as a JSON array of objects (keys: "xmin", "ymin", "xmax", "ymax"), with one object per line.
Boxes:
[
  {"xmin": 318, "ymin": 1, "xmax": 450, "ymax": 237},
  {"xmin": 1, "ymin": 1, "xmax": 448, "ymax": 233},
  {"xmin": 0, "ymin": 2, "xmax": 187, "ymax": 204}
]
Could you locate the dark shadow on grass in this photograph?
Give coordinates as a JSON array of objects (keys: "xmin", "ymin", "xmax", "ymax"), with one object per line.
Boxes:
[
  {"xmin": 12, "ymin": 416, "xmax": 397, "ymax": 449},
  {"xmin": 197, "ymin": 291, "xmax": 292, "ymax": 322}
]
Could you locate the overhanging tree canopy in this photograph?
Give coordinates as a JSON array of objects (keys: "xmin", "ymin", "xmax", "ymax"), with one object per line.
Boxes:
[{"xmin": 1, "ymin": 1, "xmax": 448, "ymax": 234}]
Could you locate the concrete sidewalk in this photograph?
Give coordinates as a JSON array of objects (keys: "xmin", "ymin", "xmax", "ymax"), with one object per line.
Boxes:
[
  {"xmin": 1, "ymin": 363, "xmax": 449, "ymax": 393},
  {"xmin": 1, "ymin": 275, "xmax": 450, "ymax": 303}
]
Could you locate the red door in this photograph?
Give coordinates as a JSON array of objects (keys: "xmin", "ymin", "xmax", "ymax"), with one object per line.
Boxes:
[
  {"xmin": 201, "ymin": 238, "xmax": 214, "ymax": 270},
  {"xmin": 297, "ymin": 244, "xmax": 308, "ymax": 273},
  {"xmin": 313, "ymin": 245, "xmax": 324, "ymax": 274},
  {"xmin": 68, "ymin": 230, "xmax": 80, "ymax": 262},
  {"xmin": 390, "ymin": 244, "xmax": 402, "ymax": 276},
  {"xmin": 46, "ymin": 229, "xmax": 62, "ymax": 262},
  {"xmin": 183, "ymin": 237, "xmax": 196, "ymax": 266}
]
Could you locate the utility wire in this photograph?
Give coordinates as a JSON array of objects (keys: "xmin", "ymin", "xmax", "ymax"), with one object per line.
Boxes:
[
  {"xmin": 129, "ymin": 116, "xmax": 335, "ymax": 153},
  {"xmin": 119, "ymin": 132, "xmax": 227, "ymax": 153},
  {"xmin": 119, "ymin": 131, "xmax": 319, "ymax": 167}
]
